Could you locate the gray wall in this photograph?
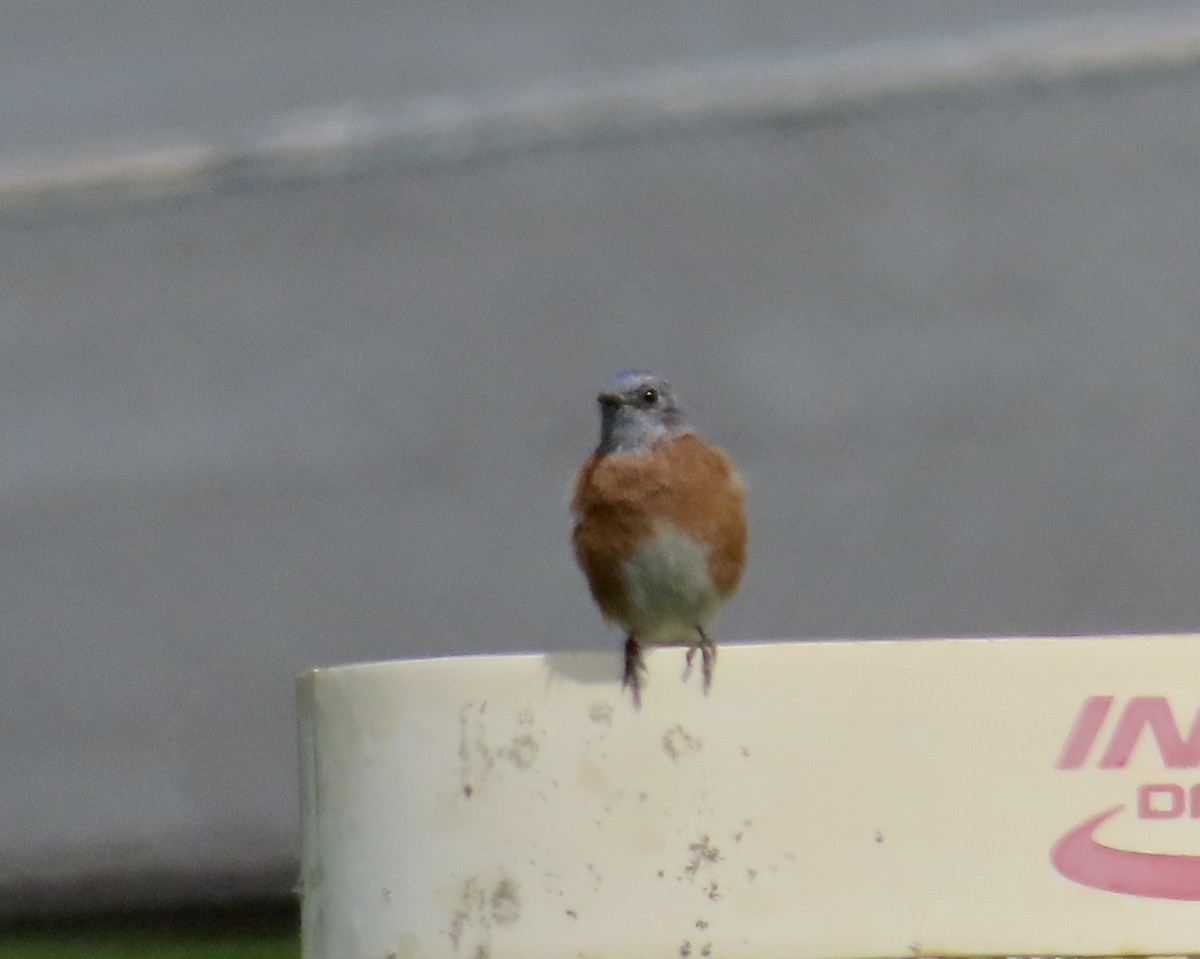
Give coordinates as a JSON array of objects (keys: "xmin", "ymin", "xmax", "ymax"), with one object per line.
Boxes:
[{"xmin": 5, "ymin": 3, "xmax": 1200, "ymax": 913}]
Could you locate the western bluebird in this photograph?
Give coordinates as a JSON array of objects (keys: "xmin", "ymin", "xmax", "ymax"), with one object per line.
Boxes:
[{"xmin": 571, "ymin": 371, "xmax": 747, "ymax": 706}]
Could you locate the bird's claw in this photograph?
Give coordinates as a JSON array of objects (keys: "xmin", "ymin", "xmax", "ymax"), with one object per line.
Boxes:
[
  {"xmin": 623, "ymin": 635, "xmax": 645, "ymax": 708},
  {"xmin": 684, "ymin": 629, "xmax": 717, "ymax": 694}
]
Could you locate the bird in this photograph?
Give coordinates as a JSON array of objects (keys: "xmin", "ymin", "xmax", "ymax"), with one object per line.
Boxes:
[{"xmin": 570, "ymin": 371, "xmax": 747, "ymax": 706}]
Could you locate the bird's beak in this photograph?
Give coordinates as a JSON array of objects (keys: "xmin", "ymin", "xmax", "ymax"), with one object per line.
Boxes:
[{"xmin": 597, "ymin": 391, "xmax": 622, "ymax": 409}]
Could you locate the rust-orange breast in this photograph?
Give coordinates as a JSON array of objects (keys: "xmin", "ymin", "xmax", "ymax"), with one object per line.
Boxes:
[{"xmin": 571, "ymin": 433, "xmax": 747, "ymax": 626}]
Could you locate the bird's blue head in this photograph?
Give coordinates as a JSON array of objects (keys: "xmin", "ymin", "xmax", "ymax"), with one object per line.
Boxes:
[{"xmin": 595, "ymin": 370, "xmax": 692, "ymax": 454}]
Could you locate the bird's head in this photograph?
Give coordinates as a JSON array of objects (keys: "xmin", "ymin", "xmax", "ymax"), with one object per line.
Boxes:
[{"xmin": 596, "ymin": 370, "xmax": 692, "ymax": 454}]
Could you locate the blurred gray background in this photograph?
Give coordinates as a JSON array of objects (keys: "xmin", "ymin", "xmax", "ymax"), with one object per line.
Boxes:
[{"xmin": 5, "ymin": 1, "xmax": 1200, "ymax": 914}]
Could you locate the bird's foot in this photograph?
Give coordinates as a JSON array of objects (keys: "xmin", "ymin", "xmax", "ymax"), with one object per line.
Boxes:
[
  {"xmin": 684, "ymin": 629, "xmax": 717, "ymax": 695},
  {"xmin": 622, "ymin": 635, "xmax": 645, "ymax": 708}
]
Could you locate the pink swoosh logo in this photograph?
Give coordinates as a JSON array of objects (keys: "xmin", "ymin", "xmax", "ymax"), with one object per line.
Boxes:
[{"xmin": 1051, "ymin": 804, "xmax": 1200, "ymax": 900}]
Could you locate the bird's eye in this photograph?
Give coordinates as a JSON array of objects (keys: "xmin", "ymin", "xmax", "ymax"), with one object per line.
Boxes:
[{"xmin": 642, "ymin": 388, "xmax": 659, "ymax": 405}]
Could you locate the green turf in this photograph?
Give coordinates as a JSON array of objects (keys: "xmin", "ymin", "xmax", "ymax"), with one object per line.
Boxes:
[{"xmin": 0, "ymin": 931, "xmax": 299, "ymax": 958}]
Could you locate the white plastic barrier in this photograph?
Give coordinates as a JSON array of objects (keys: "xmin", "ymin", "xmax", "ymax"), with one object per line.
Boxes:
[{"xmin": 298, "ymin": 636, "xmax": 1200, "ymax": 958}]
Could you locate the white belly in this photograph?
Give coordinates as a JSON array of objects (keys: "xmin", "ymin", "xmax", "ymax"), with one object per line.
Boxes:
[{"xmin": 620, "ymin": 524, "xmax": 722, "ymax": 644}]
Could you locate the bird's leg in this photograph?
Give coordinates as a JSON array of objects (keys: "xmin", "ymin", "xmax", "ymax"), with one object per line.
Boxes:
[
  {"xmin": 622, "ymin": 634, "xmax": 644, "ymax": 708},
  {"xmin": 685, "ymin": 627, "xmax": 717, "ymax": 695}
]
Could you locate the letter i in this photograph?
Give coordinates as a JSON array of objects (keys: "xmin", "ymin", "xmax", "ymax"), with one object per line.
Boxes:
[{"xmin": 1056, "ymin": 696, "xmax": 1114, "ymax": 769}]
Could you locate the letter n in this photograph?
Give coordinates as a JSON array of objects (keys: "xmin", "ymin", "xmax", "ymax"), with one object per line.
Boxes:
[{"xmin": 1100, "ymin": 697, "xmax": 1200, "ymax": 769}]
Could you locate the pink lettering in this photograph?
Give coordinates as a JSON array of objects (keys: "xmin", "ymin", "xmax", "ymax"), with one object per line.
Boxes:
[
  {"xmin": 1100, "ymin": 697, "xmax": 1200, "ymax": 769},
  {"xmin": 1056, "ymin": 696, "xmax": 1114, "ymax": 769},
  {"xmin": 1138, "ymin": 783, "xmax": 1185, "ymax": 819}
]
